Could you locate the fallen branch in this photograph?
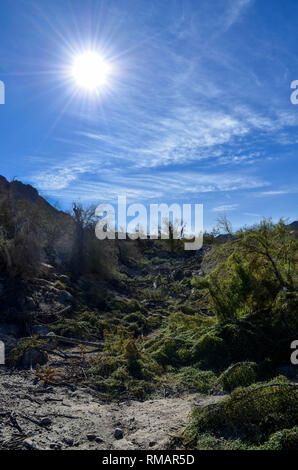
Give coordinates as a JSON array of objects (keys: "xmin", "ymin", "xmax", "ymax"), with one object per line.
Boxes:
[
  {"xmin": 42, "ymin": 333, "xmax": 103, "ymax": 348},
  {"xmin": 9, "ymin": 413, "xmax": 24, "ymax": 434}
]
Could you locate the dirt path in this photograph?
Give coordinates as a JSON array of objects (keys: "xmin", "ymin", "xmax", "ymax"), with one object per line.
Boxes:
[{"xmin": 0, "ymin": 367, "xmax": 224, "ymax": 450}]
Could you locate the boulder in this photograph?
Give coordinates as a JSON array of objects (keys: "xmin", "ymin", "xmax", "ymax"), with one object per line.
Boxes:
[
  {"xmin": 114, "ymin": 428, "xmax": 123, "ymax": 440},
  {"xmin": 21, "ymin": 349, "xmax": 48, "ymax": 369}
]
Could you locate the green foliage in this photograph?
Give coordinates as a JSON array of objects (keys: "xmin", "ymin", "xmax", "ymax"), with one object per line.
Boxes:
[
  {"xmin": 51, "ymin": 310, "xmax": 107, "ymax": 339},
  {"xmin": 51, "ymin": 318, "xmax": 93, "ymax": 339},
  {"xmin": 146, "ymin": 311, "xmax": 214, "ymax": 367},
  {"xmin": 123, "ymin": 312, "xmax": 149, "ymax": 335},
  {"xmin": 192, "ymin": 219, "xmax": 298, "ymax": 321},
  {"xmin": 260, "ymin": 426, "xmax": 298, "ymax": 450},
  {"xmin": 271, "ymin": 290, "xmax": 298, "ymax": 334},
  {"xmin": 184, "ymin": 377, "xmax": 298, "ymax": 447},
  {"xmin": 168, "ymin": 366, "xmax": 217, "ymax": 394},
  {"xmin": 219, "ymin": 362, "xmax": 258, "ymax": 392},
  {"xmin": 192, "ymin": 320, "xmax": 273, "ymax": 369},
  {"xmin": 192, "ymin": 251, "xmax": 278, "ymax": 321},
  {"xmin": 8, "ymin": 336, "xmax": 48, "ymax": 366},
  {"xmin": 87, "ymin": 327, "xmax": 163, "ymax": 397},
  {"xmin": 191, "ymin": 433, "xmax": 248, "ymax": 450}
]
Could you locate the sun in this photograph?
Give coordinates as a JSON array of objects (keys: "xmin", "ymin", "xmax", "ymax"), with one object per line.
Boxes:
[{"xmin": 72, "ymin": 51, "xmax": 111, "ymax": 91}]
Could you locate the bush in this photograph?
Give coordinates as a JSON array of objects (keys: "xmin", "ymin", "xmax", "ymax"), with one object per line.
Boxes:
[
  {"xmin": 192, "ymin": 321, "xmax": 272, "ymax": 369},
  {"xmin": 184, "ymin": 377, "xmax": 298, "ymax": 447},
  {"xmin": 169, "ymin": 366, "xmax": 217, "ymax": 394},
  {"xmin": 51, "ymin": 318, "xmax": 93, "ymax": 339},
  {"xmin": 123, "ymin": 312, "xmax": 149, "ymax": 335},
  {"xmin": 219, "ymin": 362, "xmax": 258, "ymax": 392},
  {"xmin": 192, "ymin": 219, "xmax": 298, "ymax": 321},
  {"xmin": 8, "ymin": 336, "xmax": 48, "ymax": 366},
  {"xmin": 87, "ymin": 327, "xmax": 163, "ymax": 397},
  {"xmin": 261, "ymin": 426, "xmax": 298, "ymax": 450}
]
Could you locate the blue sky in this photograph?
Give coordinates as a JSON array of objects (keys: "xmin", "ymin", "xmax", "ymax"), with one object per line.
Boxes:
[{"xmin": 0, "ymin": 0, "xmax": 297, "ymax": 230}]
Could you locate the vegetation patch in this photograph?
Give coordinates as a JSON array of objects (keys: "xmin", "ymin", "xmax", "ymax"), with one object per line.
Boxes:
[
  {"xmin": 184, "ymin": 377, "xmax": 298, "ymax": 447},
  {"xmin": 218, "ymin": 362, "xmax": 258, "ymax": 392},
  {"xmin": 8, "ymin": 336, "xmax": 48, "ymax": 366},
  {"xmin": 166, "ymin": 366, "xmax": 218, "ymax": 394},
  {"xmin": 87, "ymin": 327, "xmax": 163, "ymax": 398}
]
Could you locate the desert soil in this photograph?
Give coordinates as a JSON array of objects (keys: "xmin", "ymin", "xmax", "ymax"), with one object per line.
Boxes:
[{"xmin": 0, "ymin": 363, "xmax": 224, "ymax": 450}]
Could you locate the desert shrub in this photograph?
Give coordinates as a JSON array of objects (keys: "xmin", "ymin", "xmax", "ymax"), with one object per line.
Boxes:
[
  {"xmin": 219, "ymin": 362, "xmax": 258, "ymax": 391},
  {"xmin": 151, "ymin": 336, "xmax": 193, "ymax": 367},
  {"xmin": 260, "ymin": 426, "xmax": 298, "ymax": 450},
  {"xmin": 108, "ymin": 298, "xmax": 145, "ymax": 314},
  {"xmin": 191, "ymin": 331, "xmax": 226, "ymax": 369},
  {"xmin": 87, "ymin": 327, "xmax": 163, "ymax": 397},
  {"xmin": 139, "ymin": 286, "xmax": 168, "ymax": 301},
  {"xmin": 123, "ymin": 312, "xmax": 149, "ymax": 335},
  {"xmin": 145, "ymin": 312, "xmax": 215, "ymax": 368},
  {"xmin": 51, "ymin": 318, "xmax": 92, "ymax": 339},
  {"xmin": 192, "ymin": 321, "xmax": 272, "ymax": 369},
  {"xmin": 192, "ymin": 433, "xmax": 248, "ymax": 450},
  {"xmin": 192, "ymin": 251, "xmax": 279, "ymax": 321},
  {"xmin": 8, "ymin": 336, "xmax": 48, "ymax": 366},
  {"xmin": 125, "ymin": 299, "xmax": 145, "ymax": 313},
  {"xmin": 169, "ymin": 366, "xmax": 217, "ymax": 394},
  {"xmin": 147, "ymin": 311, "xmax": 276, "ymax": 371},
  {"xmin": 0, "ymin": 198, "xmax": 47, "ymax": 279},
  {"xmin": 5, "ymin": 231, "xmax": 43, "ymax": 279},
  {"xmin": 271, "ymin": 290, "xmax": 298, "ymax": 335},
  {"xmin": 184, "ymin": 377, "xmax": 298, "ymax": 447},
  {"xmin": 192, "ymin": 219, "xmax": 298, "ymax": 322}
]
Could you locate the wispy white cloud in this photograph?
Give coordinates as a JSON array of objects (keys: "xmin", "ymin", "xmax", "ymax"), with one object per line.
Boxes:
[
  {"xmin": 244, "ymin": 212, "xmax": 261, "ymax": 217},
  {"xmin": 223, "ymin": 0, "xmax": 254, "ymax": 33},
  {"xmin": 212, "ymin": 204, "xmax": 239, "ymax": 212},
  {"xmin": 256, "ymin": 189, "xmax": 294, "ymax": 197},
  {"xmin": 29, "ymin": 158, "xmax": 269, "ymax": 205}
]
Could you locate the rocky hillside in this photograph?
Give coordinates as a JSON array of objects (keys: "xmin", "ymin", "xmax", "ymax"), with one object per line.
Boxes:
[{"xmin": 0, "ymin": 177, "xmax": 297, "ymax": 451}]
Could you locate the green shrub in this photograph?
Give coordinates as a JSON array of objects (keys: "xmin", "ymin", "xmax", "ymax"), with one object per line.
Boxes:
[
  {"xmin": 184, "ymin": 377, "xmax": 298, "ymax": 447},
  {"xmin": 194, "ymin": 433, "xmax": 248, "ymax": 450},
  {"xmin": 192, "ymin": 321, "xmax": 272, "ymax": 369},
  {"xmin": 219, "ymin": 362, "xmax": 258, "ymax": 392},
  {"xmin": 192, "ymin": 219, "xmax": 298, "ymax": 321},
  {"xmin": 8, "ymin": 336, "xmax": 48, "ymax": 366},
  {"xmin": 51, "ymin": 318, "xmax": 93, "ymax": 339},
  {"xmin": 123, "ymin": 312, "xmax": 148, "ymax": 332},
  {"xmin": 260, "ymin": 426, "xmax": 298, "ymax": 450},
  {"xmin": 170, "ymin": 366, "xmax": 217, "ymax": 394},
  {"xmin": 87, "ymin": 327, "xmax": 163, "ymax": 397}
]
